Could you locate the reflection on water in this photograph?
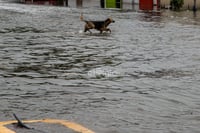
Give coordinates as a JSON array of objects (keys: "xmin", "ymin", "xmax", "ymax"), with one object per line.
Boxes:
[{"xmin": 1, "ymin": 1, "xmax": 200, "ymax": 133}]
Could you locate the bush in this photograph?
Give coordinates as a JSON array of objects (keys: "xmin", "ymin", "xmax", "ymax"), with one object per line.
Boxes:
[{"xmin": 170, "ymin": 0, "xmax": 184, "ymax": 10}]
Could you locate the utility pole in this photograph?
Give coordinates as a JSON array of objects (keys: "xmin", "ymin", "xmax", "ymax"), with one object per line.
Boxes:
[
  {"xmin": 193, "ymin": 0, "xmax": 197, "ymax": 12},
  {"xmin": 63, "ymin": 0, "xmax": 68, "ymax": 6},
  {"xmin": 157, "ymin": 0, "xmax": 160, "ymax": 10}
]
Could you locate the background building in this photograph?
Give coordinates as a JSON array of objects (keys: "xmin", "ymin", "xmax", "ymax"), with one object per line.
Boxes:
[
  {"xmin": 18, "ymin": 0, "xmax": 199, "ymax": 11},
  {"xmin": 103, "ymin": 0, "xmax": 160, "ymax": 10},
  {"xmin": 161, "ymin": 0, "xmax": 200, "ymax": 10}
]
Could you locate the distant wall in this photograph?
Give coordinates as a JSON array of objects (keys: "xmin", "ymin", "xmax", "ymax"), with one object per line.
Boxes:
[
  {"xmin": 124, "ymin": 0, "xmax": 159, "ymax": 10},
  {"xmin": 161, "ymin": 0, "xmax": 200, "ymax": 9},
  {"xmin": 132, "ymin": 0, "xmax": 158, "ymax": 4},
  {"xmin": 184, "ymin": 0, "xmax": 200, "ymax": 9}
]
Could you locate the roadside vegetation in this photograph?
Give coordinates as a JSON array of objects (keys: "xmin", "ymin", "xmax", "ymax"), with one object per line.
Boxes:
[{"xmin": 170, "ymin": 0, "xmax": 184, "ymax": 10}]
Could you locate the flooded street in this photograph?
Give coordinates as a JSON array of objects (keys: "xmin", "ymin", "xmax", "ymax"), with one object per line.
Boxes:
[{"xmin": 1, "ymin": 1, "xmax": 200, "ymax": 133}]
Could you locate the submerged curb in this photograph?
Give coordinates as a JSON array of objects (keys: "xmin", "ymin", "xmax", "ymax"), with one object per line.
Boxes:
[{"xmin": 0, "ymin": 119, "xmax": 95, "ymax": 133}]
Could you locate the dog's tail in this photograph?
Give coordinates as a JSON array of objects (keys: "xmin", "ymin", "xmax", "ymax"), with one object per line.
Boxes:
[
  {"xmin": 80, "ymin": 13, "xmax": 88, "ymax": 23},
  {"xmin": 80, "ymin": 13, "xmax": 84, "ymax": 21}
]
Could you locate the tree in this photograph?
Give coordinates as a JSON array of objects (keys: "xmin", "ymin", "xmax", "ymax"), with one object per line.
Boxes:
[{"xmin": 170, "ymin": 0, "xmax": 184, "ymax": 10}]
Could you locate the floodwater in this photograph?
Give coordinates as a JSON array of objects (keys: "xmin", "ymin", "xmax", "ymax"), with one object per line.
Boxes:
[{"xmin": 1, "ymin": 1, "xmax": 200, "ymax": 133}]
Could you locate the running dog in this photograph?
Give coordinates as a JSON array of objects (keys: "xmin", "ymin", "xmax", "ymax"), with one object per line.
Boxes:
[{"xmin": 80, "ymin": 13, "xmax": 115, "ymax": 34}]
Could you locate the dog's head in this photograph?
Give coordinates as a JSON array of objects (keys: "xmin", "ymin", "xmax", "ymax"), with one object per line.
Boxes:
[
  {"xmin": 105, "ymin": 18, "xmax": 115, "ymax": 27},
  {"xmin": 107, "ymin": 18, "xmax": 115, "ymax": 23}
]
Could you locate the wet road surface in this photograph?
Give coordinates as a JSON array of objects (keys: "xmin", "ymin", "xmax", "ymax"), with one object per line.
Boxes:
[{"xmin": 1, "ymin": 1, "xmax": 200, "ymax": 133}]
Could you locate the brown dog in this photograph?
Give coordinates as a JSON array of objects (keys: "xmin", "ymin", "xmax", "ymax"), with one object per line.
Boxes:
[{"xmin": 80, "ymin": 14, "xmax": 115, "ymax": 34}]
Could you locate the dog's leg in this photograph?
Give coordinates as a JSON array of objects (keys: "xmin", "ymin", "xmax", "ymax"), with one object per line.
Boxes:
[
  {"xmin": 88, "ymin": 29, "xmax": 92, "ymax": 34},
  {"xmin": 99, "ymin": 27, "xmax": 111, "ymax": 34},
  {"xmin": 84, "ymin": 27, "xmax": 92, "ymax": 34},
  {"xmin": 106, "ymin": 28, "xmax": 111, "ymax": 33},
  {"xmin": 84, "ymin": 25, "xmax": 90, "ymax": 33},
  {"xmin": 84, "ymin": 27, "xmax": 88, "ymax": 32},
  {"xmin": 84, "ymin": 22, "xmax": 94, "ymax": 34},
  {"xmin": 99, "ymin": 27, "xmax": 105, "ymax": 34}
]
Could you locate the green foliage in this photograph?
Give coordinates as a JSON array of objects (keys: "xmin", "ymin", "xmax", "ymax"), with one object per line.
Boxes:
[{"xmin": 170, "ymin": 0, "xmax": 184, "ymax": 10}]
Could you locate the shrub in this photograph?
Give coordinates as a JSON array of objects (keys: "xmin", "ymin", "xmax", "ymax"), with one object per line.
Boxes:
[{"xmin": 170, "ymin": 0, "xmax": 184, "ymax": 10}]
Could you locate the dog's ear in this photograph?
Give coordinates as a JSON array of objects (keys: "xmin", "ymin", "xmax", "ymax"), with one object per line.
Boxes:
[{"xmin": 106, "ymin": 18, "xmax": 115, "ymax": 23}]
